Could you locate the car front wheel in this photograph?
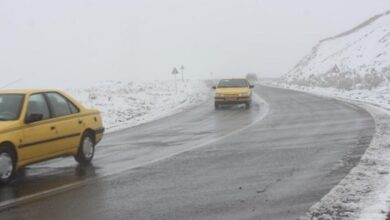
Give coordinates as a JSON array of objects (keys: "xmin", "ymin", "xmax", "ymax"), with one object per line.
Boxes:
[
  {"xmin": 75, "ymin": 132, "xmax": 95, "ymax": 165},
  {"xmin": 0, "ymin": 145, "xmax": 15, "ymax": 184}
]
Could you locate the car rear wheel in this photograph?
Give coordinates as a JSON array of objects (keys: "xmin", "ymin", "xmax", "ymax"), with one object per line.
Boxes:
[
  {"xmin": 215, "ymin": 103, "xmax": 220, "ymax": 110},
  {"xmin": 75, "ymin": 132, "xmax": 95, "ymax": 165},
  {"xmin": 0, "ymin": 145, "xmax": 15, "ymax": 184},
  {"xmin": 245, "ymin": 102, "xmax": 251, "ymax": 109}
]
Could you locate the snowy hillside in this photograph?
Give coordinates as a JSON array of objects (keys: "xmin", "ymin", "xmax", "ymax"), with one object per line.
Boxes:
[
  {"xmin": 284, "ymin": 10, "xmax": 390, "ymax": 90},
  {"xmin": 67, "ymin": 80, "xmax": 209, "ymax": 131}
]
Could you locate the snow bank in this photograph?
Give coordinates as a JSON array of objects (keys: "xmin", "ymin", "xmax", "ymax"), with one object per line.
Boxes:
[
  {"xmin": 67, "ymin": 80, "xmax": 210, "ymax": 132},
  {"xmin": 272, "ymin": 83, "xmax": 390, "ymax": 112},
  {"xmin": 266, "ymin": 82, "xmax": 390, "ymax": 220}
]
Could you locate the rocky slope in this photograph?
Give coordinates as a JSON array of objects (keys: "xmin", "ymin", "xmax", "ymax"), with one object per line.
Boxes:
[{"xmin": 283, "ymin": 10, "xmax": 390, "ymax": 90}]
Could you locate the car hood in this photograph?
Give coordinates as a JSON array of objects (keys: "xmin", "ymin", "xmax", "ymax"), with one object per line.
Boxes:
[
  {"xmin": 215, "ymin": 87, "xmax": 251, "ymax": 95},
  {"xmin": 0, "ymin": 121, "xmax": 21, "ymax": 132}
]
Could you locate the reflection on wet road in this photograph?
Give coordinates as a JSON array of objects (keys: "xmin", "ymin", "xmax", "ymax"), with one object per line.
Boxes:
[{"xmin": 0, "ymin": 164, "xmax": 96, "ymax": 204}]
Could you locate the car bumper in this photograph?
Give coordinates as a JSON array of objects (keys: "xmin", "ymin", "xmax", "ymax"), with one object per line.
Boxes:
[
  {"xmin": 215, "ymin": 97, "xmax": 251, "ymax": 104},
  {"xmin": 95, "ymin": 127, "xmax": 105, "ymax": 144}
]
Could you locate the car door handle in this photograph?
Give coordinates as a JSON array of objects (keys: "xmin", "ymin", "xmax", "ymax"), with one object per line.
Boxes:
[
  {"xmin": 78, "ymin": 120, "xmax": 83, "ymax": 124},
  {"xmin": 50, "ymin": 126, "xmax": 56, "ymax": 130}
]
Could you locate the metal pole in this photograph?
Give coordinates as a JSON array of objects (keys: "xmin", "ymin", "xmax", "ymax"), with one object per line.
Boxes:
[
  {"xmin": 180, "ymin": 65, "xmax": 184, "ymax": 82},
  {"xmin": 174, "ymin": 74, "xmax": 177, "ymax": 93}
]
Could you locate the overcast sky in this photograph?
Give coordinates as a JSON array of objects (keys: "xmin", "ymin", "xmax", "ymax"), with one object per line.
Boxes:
[{"xmin": 1, "ymin": 0, "xmax": 390, "ymax": 88}]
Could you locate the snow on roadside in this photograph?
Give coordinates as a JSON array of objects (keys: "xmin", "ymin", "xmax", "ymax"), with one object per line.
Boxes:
[
  {"xmin": 303, "ymin": 104, "xmax": 390, "ymax": 220},
  {"xmin": 264, "ymin": 82, "xmax": 390, "ymax": 220},
  {"xmin": 269, "ymin": 83, "xmax": 390, "ymax": 111},
  {"xmin": 67, "ymin": 80, "xmax": 210, "ymax": 132}
]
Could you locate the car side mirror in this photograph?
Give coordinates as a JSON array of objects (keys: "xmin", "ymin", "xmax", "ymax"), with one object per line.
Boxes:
[
  {"xmin": 212, "ymin": 86, "xmax": 216, "ymax": 89},
  {"xmin": 26, "ymin": 113, "xmax": 43, "ymax": 124},
  {"xmin": 249, "ymin": 85, "xmax": 254, "ymax": 88}
]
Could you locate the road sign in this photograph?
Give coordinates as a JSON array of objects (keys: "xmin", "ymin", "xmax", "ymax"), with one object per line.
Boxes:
[{"xmin": 172, "ymin": 67, "xmax": 179, "ymax": 75}]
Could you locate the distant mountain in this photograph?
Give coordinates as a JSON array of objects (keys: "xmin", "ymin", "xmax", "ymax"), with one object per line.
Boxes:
[{"xmin": 283, "ymin": 10, "xmax": 390, "ymax": 90}]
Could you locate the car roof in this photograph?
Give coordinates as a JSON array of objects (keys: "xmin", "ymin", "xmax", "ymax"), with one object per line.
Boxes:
[{"xmin": 0, "ymin": 89, "xmax": 62, "ymax": 95}]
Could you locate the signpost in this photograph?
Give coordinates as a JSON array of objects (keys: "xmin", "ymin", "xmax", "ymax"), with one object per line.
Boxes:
[
  {"xmin": 172, "ymin": 67, "xmax": 179, "ymax": 76},
  {"xmin": 172, "ymin": 67, "xmax": 179, "ymax": 92},
  {"xmin": 180, "ymin": 65, "xmax": 184, "ymax": 81}
]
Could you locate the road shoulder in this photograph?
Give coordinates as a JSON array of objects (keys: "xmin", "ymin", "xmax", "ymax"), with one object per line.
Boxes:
[{"xmin": 262, "ymin": 83, "xmax": 390, "ymax": 220}]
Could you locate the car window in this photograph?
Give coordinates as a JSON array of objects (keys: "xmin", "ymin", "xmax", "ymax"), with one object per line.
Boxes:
[
  {"xmin": 68, "ymin": 100, "xmax": 79, "ymax": 114},
  {"xmin": 0, "ymin": 94, "xmax": 25, "ymax": 121},
  {"xmin": 218, "ymin": 79, "xmax": 249, "ymax": 88},
  {"xmin": 46, "ymin": 93, "xmax": 78, "ymax": 117},
  {"xmin": 26, "ymin": 94, "xmax": 50, "ymax": 120}
]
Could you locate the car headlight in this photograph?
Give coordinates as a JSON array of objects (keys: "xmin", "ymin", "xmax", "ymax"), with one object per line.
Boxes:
[
  {"xmin": 215, "ymin": 93, "xmax": 224, "ymax": 97},
  {"xmin": 239, "ymin": 92, "xmax": 250, "ymax": 97}
]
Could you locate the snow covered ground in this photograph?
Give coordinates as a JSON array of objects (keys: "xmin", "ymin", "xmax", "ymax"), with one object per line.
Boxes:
[
  {"xmin": 66, "ymin": 80, "xmax": 210, "ymax": 132},
  {"xmin": 283, "ymin": 10, "xmax": 390, "ymax": 90},
  {"xmin": 265, "ymin": 82, "xmax": 390, "ymax": 220},
  {"xmin": 274, "ymin": 84, "xmax": 390, "ymax": 111}
]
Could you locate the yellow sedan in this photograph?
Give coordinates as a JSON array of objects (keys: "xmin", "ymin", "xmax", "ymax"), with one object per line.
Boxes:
[
  {"xmin": 212, "ymin": 78, "xmax": 254, "ymax": 109},
  {"xmin": 0, "ymin": 90, "xmax": 104, "ymax": 183}
]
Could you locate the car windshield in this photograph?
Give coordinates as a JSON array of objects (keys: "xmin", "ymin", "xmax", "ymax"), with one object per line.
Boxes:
[
  {"xmin": 0, "ymin": 94, "xmax": 25, "ymax": 121},
  {"xmin": 218, "ymin": 79, "xmax": 248, "ymax": 88}
]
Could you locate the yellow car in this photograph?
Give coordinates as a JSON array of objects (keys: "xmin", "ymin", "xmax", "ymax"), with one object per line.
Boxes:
[
  {"xmin": 212, "ymin": 78, "xmax": 254, "ymax": 109},
  {"xmin": 0, "ymin": 90, "xmax": 104, "ymax": 183}
]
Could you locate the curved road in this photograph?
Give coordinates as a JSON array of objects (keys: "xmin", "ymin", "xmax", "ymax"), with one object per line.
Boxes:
[{"xmin": 0, "ymin": 85, "xmax": 374, "ymax": 220}]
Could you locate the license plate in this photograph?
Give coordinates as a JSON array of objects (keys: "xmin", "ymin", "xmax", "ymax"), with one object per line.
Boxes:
[{"xmin": 226, "ymin": 97, "xmax": 237, "ymax": 101}]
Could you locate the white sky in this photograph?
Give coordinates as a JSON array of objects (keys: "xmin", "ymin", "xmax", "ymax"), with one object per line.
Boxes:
[{"xmin": 1, "ymin": 0, "xmax": 390, "ymax": 88}]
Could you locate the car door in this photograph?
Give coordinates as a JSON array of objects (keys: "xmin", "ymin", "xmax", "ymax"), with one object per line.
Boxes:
[
  {"xmin": 19, "ymin": 93, "xmax": 59, "ymax": 161},
  {"xmin": 45, "ymin": 92, "xmax": 83, "ymax": 152}
]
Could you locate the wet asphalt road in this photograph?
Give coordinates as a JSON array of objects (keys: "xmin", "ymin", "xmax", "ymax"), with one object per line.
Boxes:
[{"xmin": 0, "ymin": 85, "xmax": 374, "ymax": 220}]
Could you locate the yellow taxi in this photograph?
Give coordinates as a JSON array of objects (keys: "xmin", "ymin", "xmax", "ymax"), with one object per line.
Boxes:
[
  {"xmin": 0, "ymin": 90, "xmax": 104, "ymax": 183},
  {"xmin": 212, "ymin": 78, "xmax": 254, "ymax": 109}
]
